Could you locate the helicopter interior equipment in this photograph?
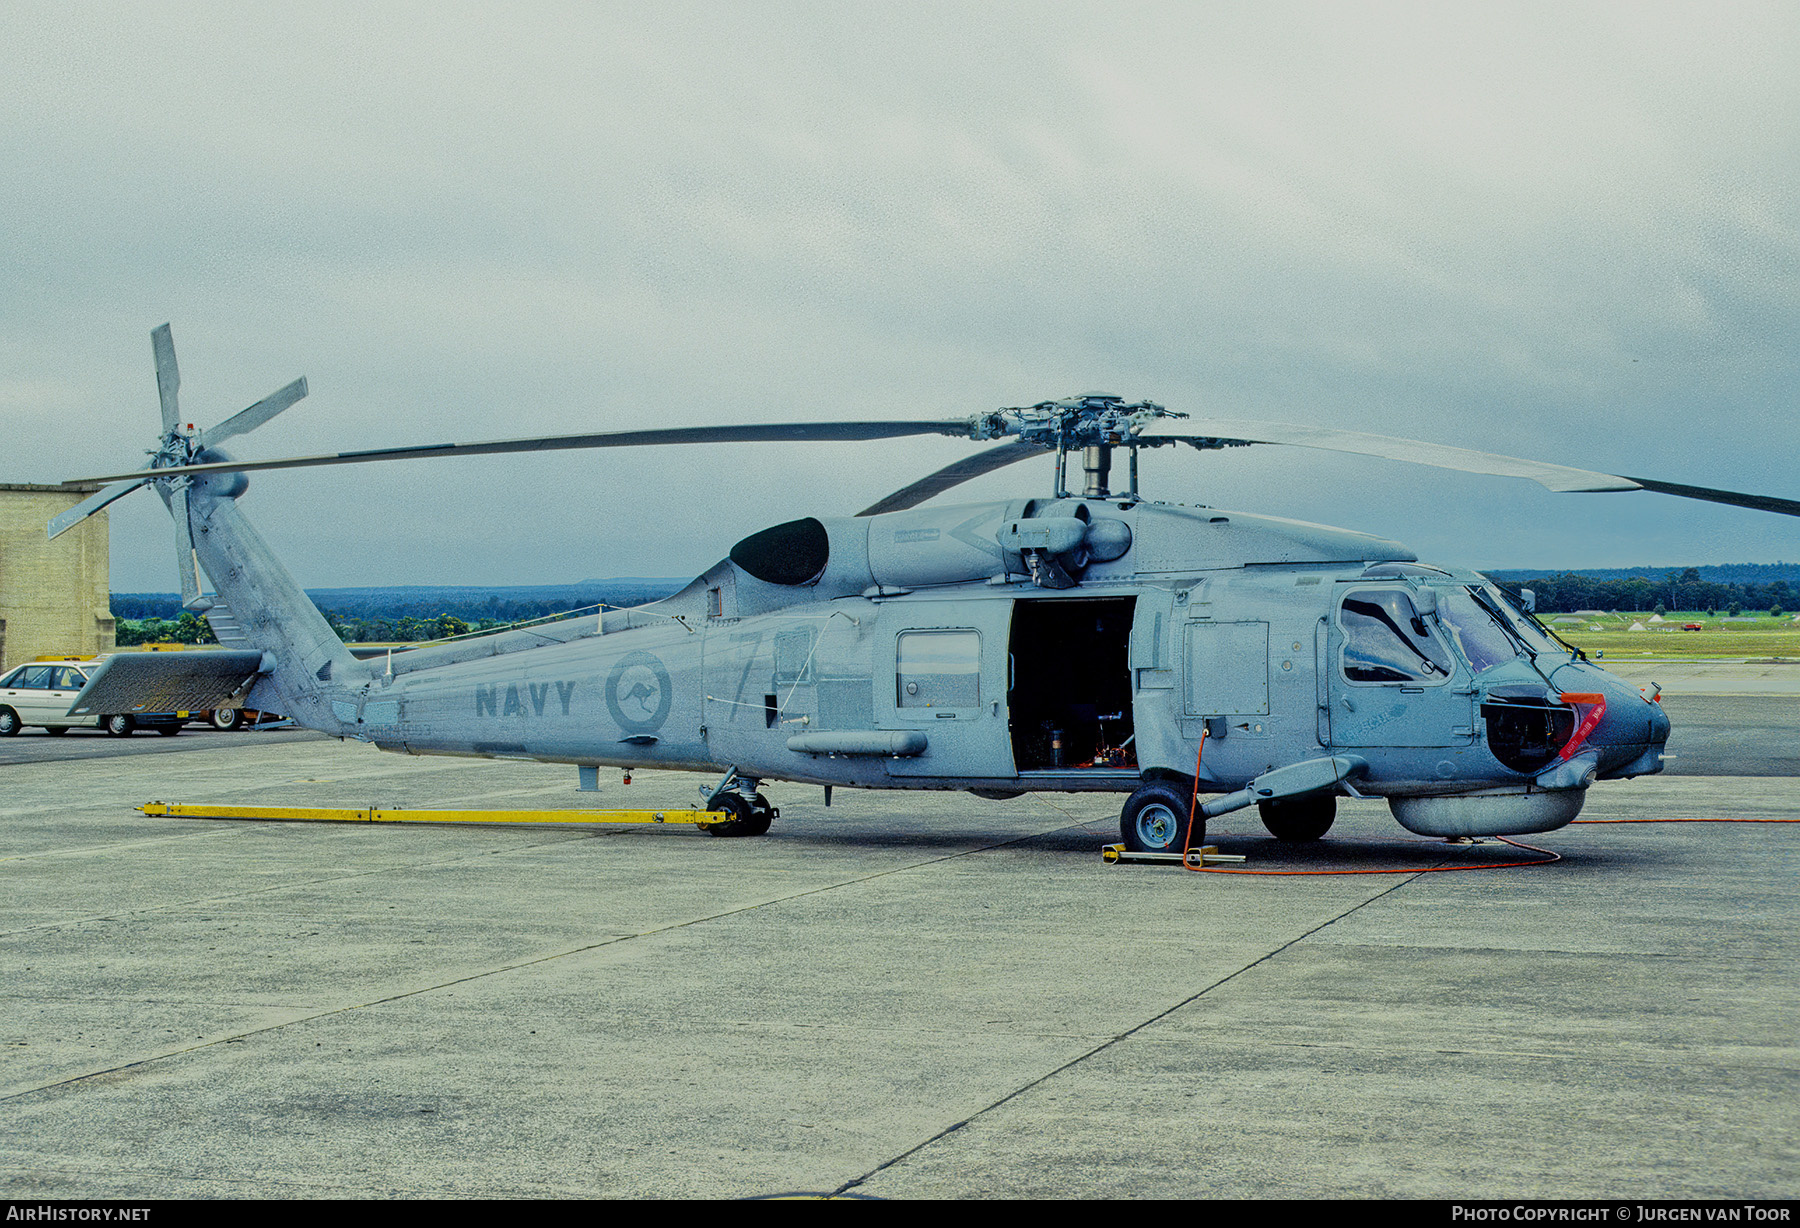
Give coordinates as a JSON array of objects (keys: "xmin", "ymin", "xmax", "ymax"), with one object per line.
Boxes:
[{"xmin": 49, "ymin": 327, "xmax": 1800, "ymax": 852}]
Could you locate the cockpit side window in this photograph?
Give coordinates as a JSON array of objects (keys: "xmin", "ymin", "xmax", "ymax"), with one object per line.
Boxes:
[
  {"xmin": 1340, "ymin": 589, "xmax": 1454, "ymax": 684},
  {"xmin": 1483, "ymin": 583, "xmax": 1561, "ymax": 654},
  {"xmin": 1438, "ymin": 587, "xmax": 1523, "ymax": 674}
]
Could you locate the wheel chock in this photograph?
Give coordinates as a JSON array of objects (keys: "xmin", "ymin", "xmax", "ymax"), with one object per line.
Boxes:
[{"xmin": 1101, "ymin": 843, "xmax": 1248, "ymax": 867}]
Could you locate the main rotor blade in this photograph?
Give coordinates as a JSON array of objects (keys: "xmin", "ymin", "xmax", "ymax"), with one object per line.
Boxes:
[
  {"xmin": 152, "ymin": 324, "xmax": 180, "ymax": 433},
  {"xmin": 857, "ymin": 439, "xmax": 1044, "ymax": 516},
  {"xmin": 1617, "ymin": 476, "xmax": 1800, "ymax": 518},
  {"xmin": 200, "ymin": 377, "xmax": 308, "ymax": 450},
  {"xmin": 1144, "ymin": 420, "xmax": 1643, "ymax": 493},
  {"xmin": 1149, "ymin": 419, "xmax": 1800, "ymax": 518},
  {"xmin": 169, "ymin": 484, "xmax": 206, "ymax": 610},
  {"xmin": 47, "ymin": 477, "xmax": 151, "ymax": 540},
  {"xmin": 69, "ymin": 419, "xmax": 975, "ymax": 484}
]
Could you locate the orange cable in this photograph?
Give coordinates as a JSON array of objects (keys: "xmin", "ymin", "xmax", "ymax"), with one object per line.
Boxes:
[
  {"xmin": 1182, "ymin": 813, "xmax": 1798, "ymax": 875},
  {"xmin": 1181, "ymin": 727, "xmax": 1208, "ymax": 875},
  {"xmin": 1156, "ymin": 723, "xmax": 1791, "ymax": 875},
  {"xmin": 1573, "ymin": 817, "xmax": 1800, "ymax": 824},
  {"xmin": 1184, "ymin": 835, "xmax": 1561, "ymax": 875}
]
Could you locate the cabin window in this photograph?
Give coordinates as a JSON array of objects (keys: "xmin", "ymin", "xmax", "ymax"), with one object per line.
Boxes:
[
  {"xmin": 897, "ymin": 630, "xmax": 980, "ymax": 709},
  {"xmin": 1340, "ymin": 590, "xmax": 1454, "ymax": 684}
]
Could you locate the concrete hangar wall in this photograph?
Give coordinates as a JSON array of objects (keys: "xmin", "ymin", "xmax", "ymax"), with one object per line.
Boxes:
[{"xmin": 0, "ymin": 484, "xmax": 115, "ymax": 671}]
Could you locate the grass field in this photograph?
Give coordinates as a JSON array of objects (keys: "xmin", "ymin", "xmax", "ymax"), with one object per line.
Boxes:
[{"xmin": 1545, "ymin": 613, "xmax": 1800, "ymax": 660}]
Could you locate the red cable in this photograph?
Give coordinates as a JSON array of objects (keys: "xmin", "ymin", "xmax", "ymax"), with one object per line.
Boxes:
[
  {"xmin": 1166, "ymin": 700, "xmax": 1789, "ymax": 874},
  {"xmin": 1184, "ymin": 835, "xmax": 1561, "ymax": 875},
  {"xmin": 1574, "ymin": 817, "xmax": 1799, "ymax": 824},
  {"xmin": 1181, "ymin": 728, "xmax": 1208, "ymax": 875}
]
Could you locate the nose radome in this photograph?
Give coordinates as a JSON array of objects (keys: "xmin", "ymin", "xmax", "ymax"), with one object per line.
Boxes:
[
  {"xmin": 1589, "ymin": 678, "xmax": 1666, "ymax": 742},
  {"xmin": 1565, "ymin": 670, "xmax": 1670, "ymax": 779}
]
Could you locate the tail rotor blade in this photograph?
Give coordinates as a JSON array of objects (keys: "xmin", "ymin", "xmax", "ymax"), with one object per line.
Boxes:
[
  {"xmin": 201, "ymin": 377, "xmax": 308, "ymax": 450},
  {"xmin": 47, "ymin": 477, "xmax": 151, "ymax": 540},
  {"xmin": 152, "ymin": 324, "xmax": 181, "ymax": 433}
]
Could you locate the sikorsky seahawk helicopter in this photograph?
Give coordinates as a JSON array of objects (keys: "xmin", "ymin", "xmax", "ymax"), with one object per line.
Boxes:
[{"xmin": 47, "ymin": 326, "xmax": 1800, "ymax": 850}]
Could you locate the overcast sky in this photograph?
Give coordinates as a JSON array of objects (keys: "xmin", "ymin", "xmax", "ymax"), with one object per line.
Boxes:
[{"xmin": 3, "ymin": 1, "xmax": 1796, "ymax": 591}]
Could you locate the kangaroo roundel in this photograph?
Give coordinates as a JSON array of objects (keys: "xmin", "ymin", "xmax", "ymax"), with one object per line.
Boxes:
[{"xmin": 605, "ymin": 652, "xmax": 672, "ymax": 735}]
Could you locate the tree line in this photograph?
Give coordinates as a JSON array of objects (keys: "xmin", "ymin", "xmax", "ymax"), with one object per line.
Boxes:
[
  {"xmin": 1497, "ymin": 568, "xmax": 1792, "ymax": 616},
  {"xmin": 110, "ymin": 582, "xmax": 685, "ymax": 647},
  {"xmin": 113, "ymin": 610, "xmax": 562, "ymax": 647},
  {"xmin": 109, "ymin": 569, "xmax": 1792, "ymax": 646}
]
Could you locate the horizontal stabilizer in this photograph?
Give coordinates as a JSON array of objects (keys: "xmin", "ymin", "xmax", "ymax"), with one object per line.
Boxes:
[{"xmin": 70, "ymin": 650, "xmax": 268, "ymax": 717}]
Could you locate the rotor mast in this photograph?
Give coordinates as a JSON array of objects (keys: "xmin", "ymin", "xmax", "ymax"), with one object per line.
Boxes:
[{"xmin": 970, "ymin": 393, "xmax": 1182, "ymax": 501}]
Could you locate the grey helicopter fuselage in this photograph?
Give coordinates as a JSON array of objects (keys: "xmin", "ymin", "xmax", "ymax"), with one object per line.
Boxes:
[{"xmin": 182, "ymin": 464, "xmax": 1669, "ymax": 841}]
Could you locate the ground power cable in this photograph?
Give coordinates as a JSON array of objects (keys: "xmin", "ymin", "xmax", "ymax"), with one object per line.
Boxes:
[{"xmin": 1178, "ymin": 724, "xmax": 1563, "ymax": 875}]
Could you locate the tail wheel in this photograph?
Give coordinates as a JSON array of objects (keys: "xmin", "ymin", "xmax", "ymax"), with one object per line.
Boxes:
[
  {"xmin": 746, "ymin": 792, "xmax": 777, "ymax": 837},
  {"xmin": 701, "ymin": 791, "xmax": 773, "ymax": 838},
  {"xmin": 701, "ymin": 792, "xmax": 752, "ymax": 837},
  {"xmin": 1120, "ymin": 781, "xmax": 1201, "ymax": 853},
  {"xmin": 1258, "ymin": 795, "xmax": 1335, "ymax": 842},
  {"xmin": 0, "ymin": 707, "xmax": 19, "ymax": 737},
  {"xmin": 105, "ymin": 714, "xmax": 134, "ymax": 737},
  {"xmin": 211, "ymin": 708, "xmax": 244, "ymax": 731}
]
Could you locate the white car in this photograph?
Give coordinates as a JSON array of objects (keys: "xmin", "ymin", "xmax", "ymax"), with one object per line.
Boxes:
[{"xmin": 0, "ymin": 661, "xmax": 182, "ymax": 736}]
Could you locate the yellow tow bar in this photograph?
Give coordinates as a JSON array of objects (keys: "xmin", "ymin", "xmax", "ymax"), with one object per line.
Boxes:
[{"xmin": 139, "ymin": 802, "xmax": 730, "ymax": 826}]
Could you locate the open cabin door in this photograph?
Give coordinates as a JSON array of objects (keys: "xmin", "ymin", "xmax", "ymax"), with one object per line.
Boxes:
[{"xmin": 1007, "ymin": 595, "xmax": 1137, "ymax": 774}]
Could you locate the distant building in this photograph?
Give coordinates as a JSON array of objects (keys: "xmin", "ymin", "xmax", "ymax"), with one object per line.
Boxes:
[{"xmin": 0, "ymin": 484, "xmax": 114, "ymax": 669}]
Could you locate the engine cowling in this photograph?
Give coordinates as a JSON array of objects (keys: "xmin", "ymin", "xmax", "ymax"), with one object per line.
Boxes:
[{"xmin": 728, "ymin": 500, "xmax": 1135, "ymax": 595}]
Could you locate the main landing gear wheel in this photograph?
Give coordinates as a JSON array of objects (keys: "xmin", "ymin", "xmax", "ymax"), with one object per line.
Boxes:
[
  {"xmin": 1258, "ymin": 794, "xmax": 1335, "ymax": 841},
  {"xmin": 702, "ymin": 791, "xmax": 775, "ymax": 838},
  {"xmin": 1120, "ymin": 781, "xmax": 1201, "ymax": 854},
  {"xmin": 44, "ymin": 726, "xmax": 69, "ymax": 736},
  {"xmin": 104, "ymin": 714, "xmax": 134, "ymax": 737},
  {"xmin": 0, "ymin": 707, "xmax": 19, "ymax": 737},
  {"xmin": 156, "ymin": 724, "xmax": 182, "ymax": 737}
]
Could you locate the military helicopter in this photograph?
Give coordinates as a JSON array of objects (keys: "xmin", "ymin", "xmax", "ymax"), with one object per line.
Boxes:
[{"xmin": 46, "ymin": 326, "xmax": 1800, "ymax": 851}]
